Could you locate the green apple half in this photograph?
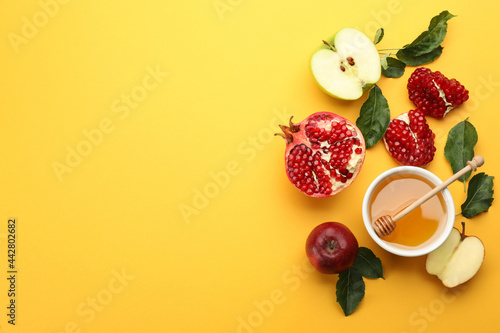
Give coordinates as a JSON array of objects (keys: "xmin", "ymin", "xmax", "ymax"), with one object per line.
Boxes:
[{"xmin": 311, "ymin": 28, "xmax": 381, "ymax": 100}]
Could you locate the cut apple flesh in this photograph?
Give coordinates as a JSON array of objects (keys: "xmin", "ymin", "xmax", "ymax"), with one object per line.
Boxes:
[
  {"xmin": 426, "ymin": 228, "xmax": 485, "ymax": 288},
  {"xmin": 438, "ymin": 237, "xmax": 484, "ymax": 288},
  {"xmin": 311, "ymin": 28, "xmax": 381, "ymax": 100},
  {"xmin": 426, "ymin": 228, "xmax": 461, "ymax": 275}
]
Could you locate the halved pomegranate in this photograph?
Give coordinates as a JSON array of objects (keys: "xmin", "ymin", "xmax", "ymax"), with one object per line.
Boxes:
[{"xmin": 276, "ymin": 112, "xmax": 366, "ymax": 197}]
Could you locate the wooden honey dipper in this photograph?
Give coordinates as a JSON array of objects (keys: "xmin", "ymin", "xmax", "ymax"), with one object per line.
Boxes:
[{"xmin": 372, "ymin": 155, "xmax": 485, "ymax": 238}]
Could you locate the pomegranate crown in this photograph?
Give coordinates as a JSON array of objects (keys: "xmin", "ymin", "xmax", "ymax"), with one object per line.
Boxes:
[{"xmin": 275, "ymin": 116, "xmax": 300, "ymax": 144}]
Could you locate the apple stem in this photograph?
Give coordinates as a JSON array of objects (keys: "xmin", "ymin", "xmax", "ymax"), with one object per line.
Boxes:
[
  {"xmin": 460, "ymin": 221, "xmax": 466, "ymax": 240},
  {"xmin": 322, "ymin": 40, "xmax": 337, "ymax": 52}
]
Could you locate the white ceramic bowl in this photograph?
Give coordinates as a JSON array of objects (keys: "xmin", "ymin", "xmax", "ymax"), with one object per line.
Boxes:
[{"xmin": 362, "ymin": 166, "xmax": 455, "ymax": 257}]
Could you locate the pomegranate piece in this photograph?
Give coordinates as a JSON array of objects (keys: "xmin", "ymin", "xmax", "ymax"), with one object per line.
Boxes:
[
  {"xmin": 407, "ymin": 67, "xmax": 469, "ymax": 118},
  {"xmin": 383, "ymin": 109, "xmax": 436, "ymax": 167},
  {"xmin": 276, "ymin": 112, "xmax": 365, "ymax": 197}
]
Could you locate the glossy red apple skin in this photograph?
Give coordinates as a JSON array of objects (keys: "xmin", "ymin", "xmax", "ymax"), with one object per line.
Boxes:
[{"xmin": 306, "ymin": 222, "xmax": 359, "ymax": 274}]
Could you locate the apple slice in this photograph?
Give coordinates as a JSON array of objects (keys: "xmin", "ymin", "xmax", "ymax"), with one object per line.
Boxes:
[
  {"xmin": 425, "ymin": 227, "xmax": 461, "ymax": 275},
  {"xmin": 426, "ymin": 222, "xmax": 485, "ymax": 288},
  {"xmin": 311, "ymin": 28, "xmax": 381, "ymax": 100}
]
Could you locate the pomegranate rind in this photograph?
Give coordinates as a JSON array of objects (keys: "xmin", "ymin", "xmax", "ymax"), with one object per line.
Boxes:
[{"xmin": 281, "ymin": 112, "xmax": 366, "ymax": 197}]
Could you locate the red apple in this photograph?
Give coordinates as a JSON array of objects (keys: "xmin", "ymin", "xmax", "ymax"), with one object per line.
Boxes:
[{"xmin": 306, "ymin": 222, "xmax": 359, "ymax": 274}]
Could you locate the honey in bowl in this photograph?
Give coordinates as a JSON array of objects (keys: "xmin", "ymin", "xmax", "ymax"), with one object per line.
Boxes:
[{"xmin": 369, "ymin": 172, "xmax": 448, "ymax": 248}]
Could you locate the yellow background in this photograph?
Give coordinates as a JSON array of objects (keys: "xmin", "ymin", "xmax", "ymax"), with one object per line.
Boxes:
[{"xmin": 0, "ymin": 0, "xmax": 499, "ymax": 332}]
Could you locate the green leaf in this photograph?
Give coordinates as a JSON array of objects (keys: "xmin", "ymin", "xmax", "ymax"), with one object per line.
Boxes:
[
  {"xmin": 461, "ymin": 173, "xmax": 495, "ymax": 218},
  {"xmin": 336, "ymin": 267, "xmax": 365, "ymax": 316},
  {"xmin": 401, "ymin": 10, "xmax": 456, "ymax": 57},
  {"xmin": 352, "ymin": 247, "xmax": 384, "ymax": 279},
  {"xmin": 396, "ymin": 46, "xmax": 443, "ymax": 66},
  {"xmin": 356, "ymin": 85, "xmax": 390, "ymax": 148},
  {"xmin": 374, "ymin": 28, "xmax": 384, "ymax": 45},
  {"xmin": 444, "ymin": 119, "xmax": 478, "ymax": 182},
  {"xmin": 381, "ymin": 57, "xmax": 406, "ymax": 78}
]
